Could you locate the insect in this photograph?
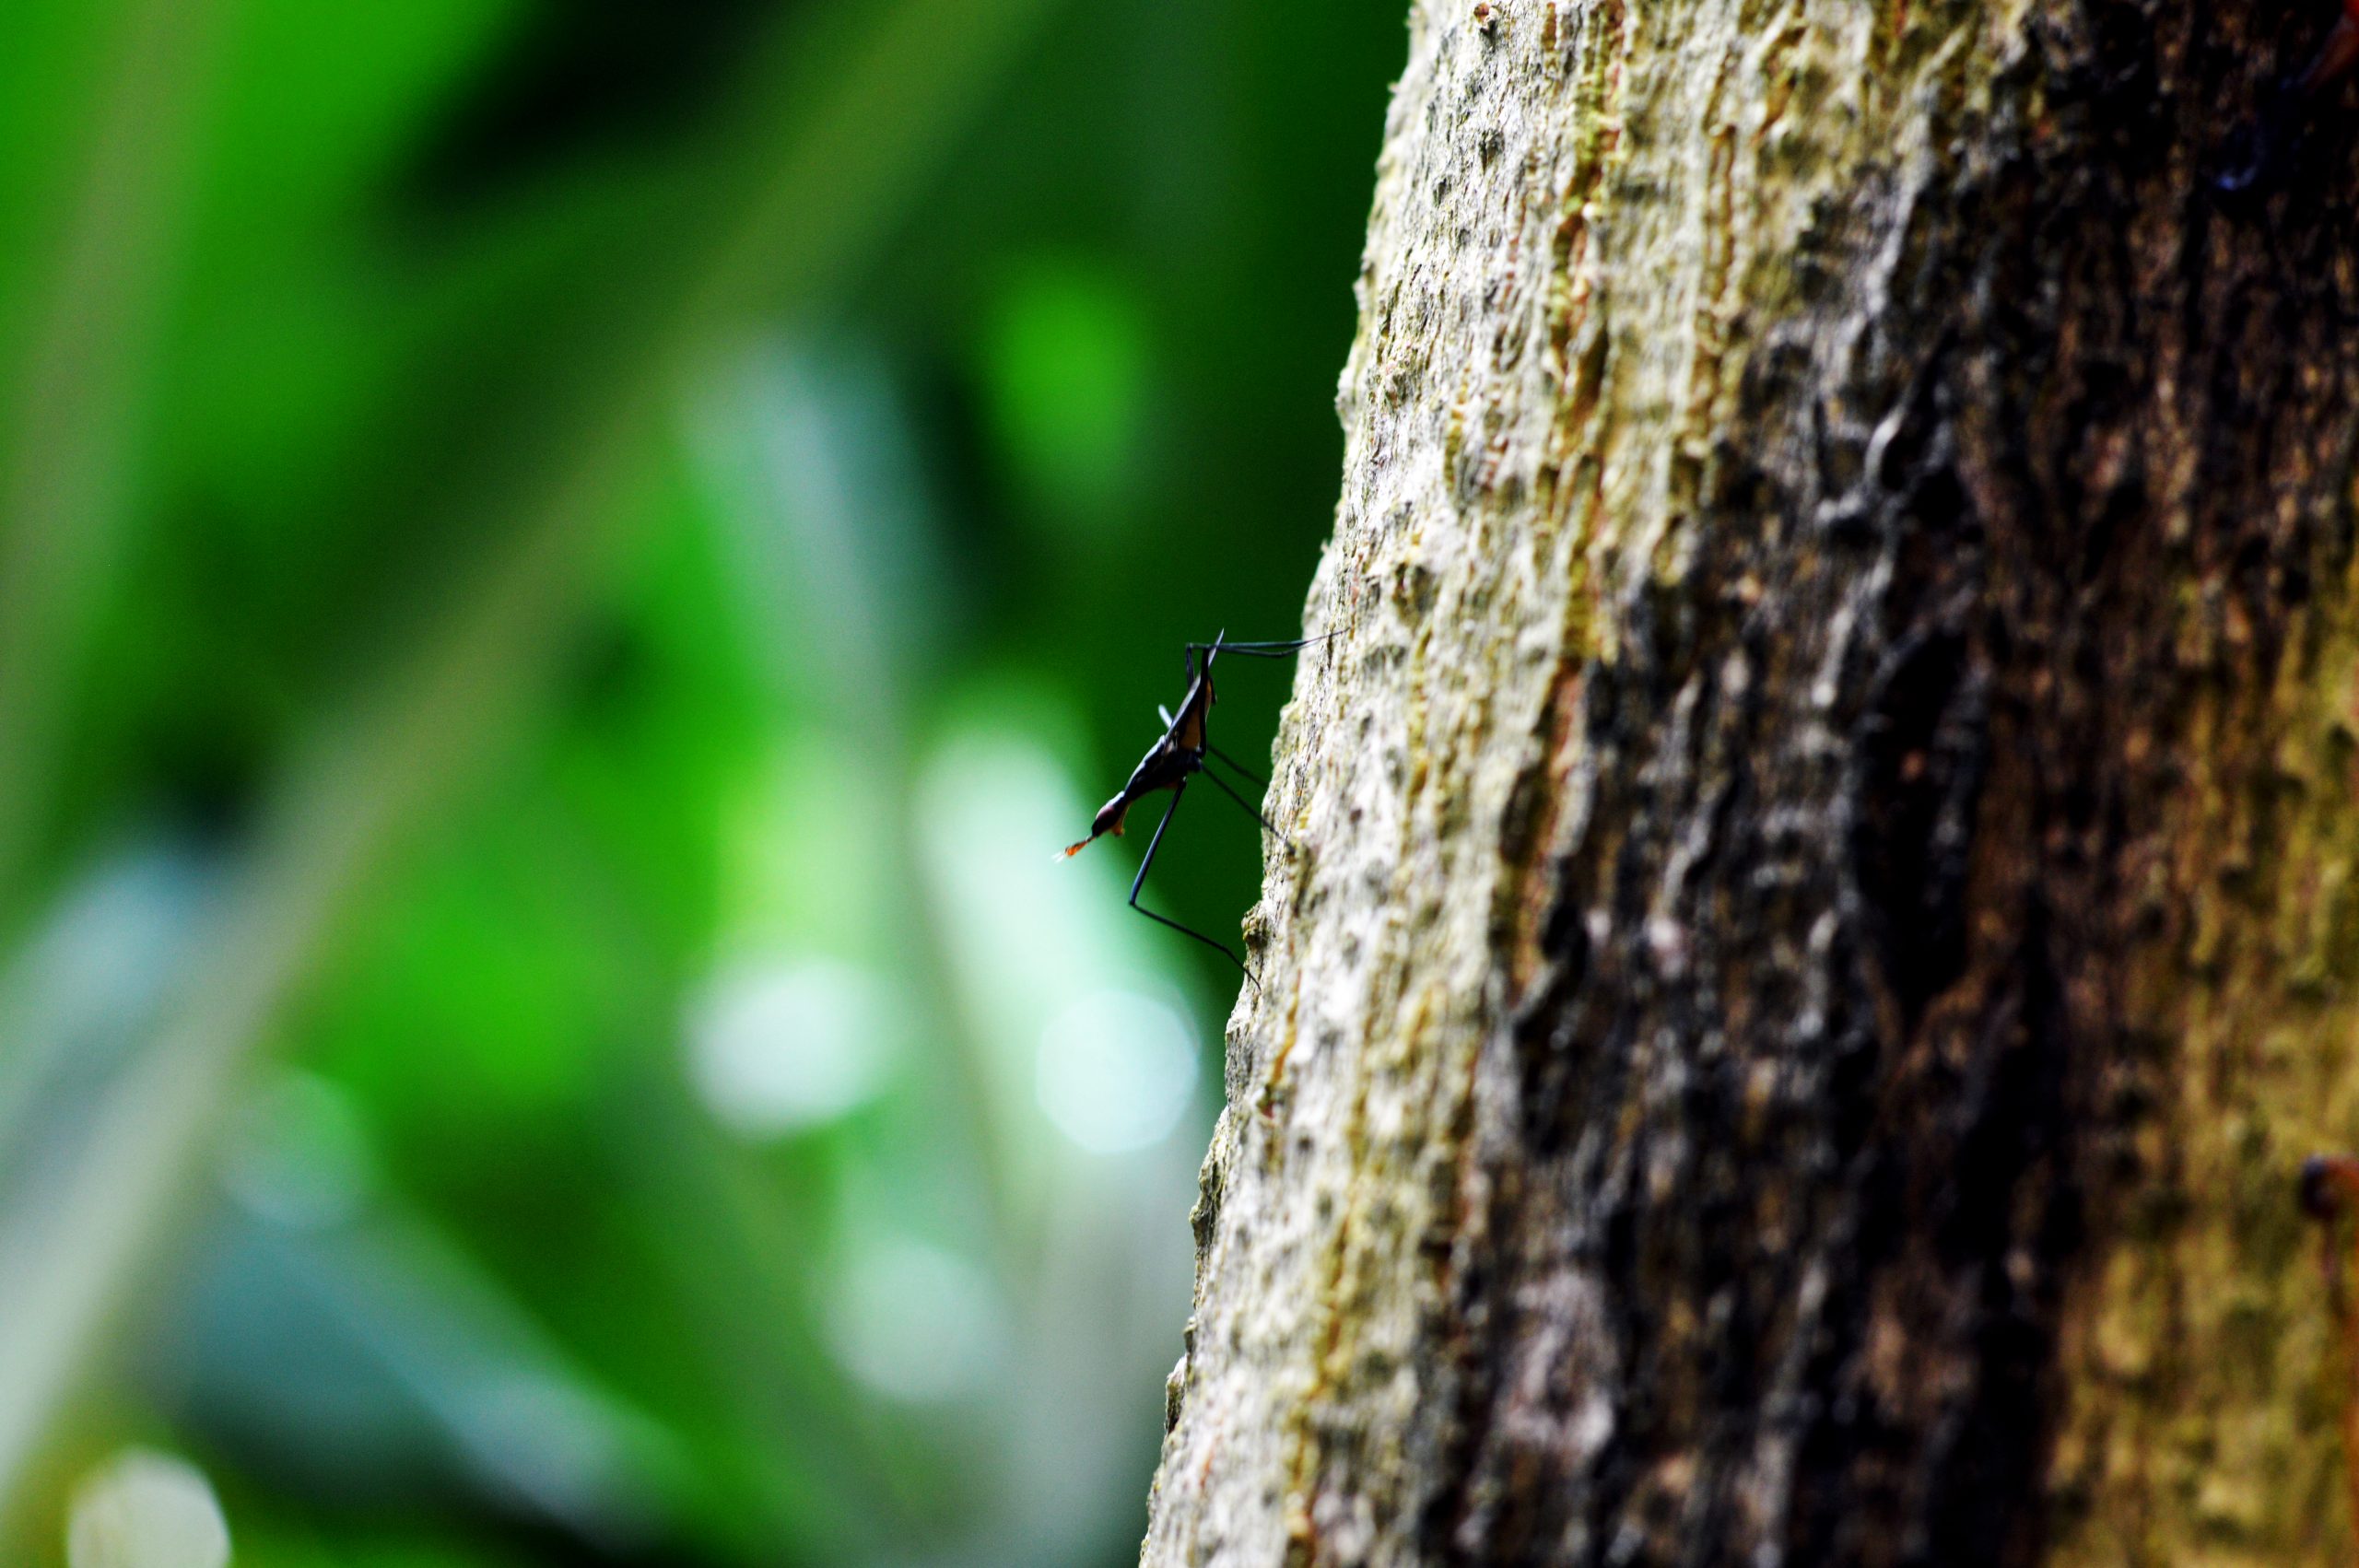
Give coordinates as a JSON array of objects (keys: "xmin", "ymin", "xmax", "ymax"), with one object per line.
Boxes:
[
  {"xmin": 2301, "ymin": 1153, "xmax": 2359, "ymax": 1535},
  {"xmin": 1060, "ymin": 632, "xmax": 1331, "ymax": 977}
]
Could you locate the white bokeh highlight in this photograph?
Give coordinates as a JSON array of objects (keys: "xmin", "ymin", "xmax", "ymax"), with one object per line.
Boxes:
[
  {"xmin": 66, "ymin": 1449, "xmax": 229, "ymax": 1568},
  {"xmin": 1035, "ymin": 989, "xmax": 1198, "ymax": 1153},
  {"xmin": 826, "ymin": 1238, "xmax": 1006, "ymax": 1403},
  {"xmin": 686, "ymin": 958, "xmax": 904, "ymax": 1138}
]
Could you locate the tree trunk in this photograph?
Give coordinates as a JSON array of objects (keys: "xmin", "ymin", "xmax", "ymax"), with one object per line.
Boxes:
[{"xmin": 1141, "ymin": 0, "xmax": 2359, "ymax": 1562}]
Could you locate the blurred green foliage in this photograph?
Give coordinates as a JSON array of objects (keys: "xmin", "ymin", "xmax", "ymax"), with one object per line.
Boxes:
[{"xmin": 0, "ymin": 1, "xmax": 1397, "ymax": 1563}]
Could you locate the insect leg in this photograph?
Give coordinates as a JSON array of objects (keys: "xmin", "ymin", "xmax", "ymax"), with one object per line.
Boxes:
[
  {"xmin": 1127, "ymin": 784, "xmax": 1251, "ymax": 980},
  {"xmin": 1200, "ymin": 764, "xmax": 1291, "ymax": 848},
  {"xmin": 1186, "ymin": 634, "xmax": 1335, "ymax": 660},
  {"xmin": 1214, "ymin": 631, "xmax": 1335, "ymax": 648},
  {"xmin": 1203, "ymin": 743, "xmax": 1266, "ymax": 786}
]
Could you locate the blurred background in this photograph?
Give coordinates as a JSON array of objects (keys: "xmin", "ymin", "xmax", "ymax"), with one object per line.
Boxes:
[{"xmin": 0, "ymin": 2, "xmax": 1398, "ymax": 1563}]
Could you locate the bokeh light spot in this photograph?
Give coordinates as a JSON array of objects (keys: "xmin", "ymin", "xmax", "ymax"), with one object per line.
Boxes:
[
  {"xmin": 685, "ymin": 958, "xmax": 904, "ymax": 1138},
  {"xmin": 221, "ymin": 1069, "xmax": 377, "ymax": 1230},
  {"xmin": 826, "ymin": 1239, "xmax": 1005, "ymax": 1404},
  {"xmin": 65, "ymin": 1449, "xmax": 229, "ymax": 1568},
  {"xmin": 1036, "ymin": 989, "xmax": 1198, "ymax": 1154},
  {"xmin": 981, "ymin": 257, "xmax": 1151, "ymax": 528}
]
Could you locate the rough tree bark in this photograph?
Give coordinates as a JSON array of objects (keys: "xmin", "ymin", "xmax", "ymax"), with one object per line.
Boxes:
[{"xmin": 1141, "ymin": 0, "xmax": 2359, "ymax": 1562}]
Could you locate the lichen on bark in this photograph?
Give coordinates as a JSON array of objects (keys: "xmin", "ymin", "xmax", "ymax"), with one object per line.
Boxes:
[{"xmin": 1143, "ymin": 0, "xmax": 2359, "ymax": 1564}]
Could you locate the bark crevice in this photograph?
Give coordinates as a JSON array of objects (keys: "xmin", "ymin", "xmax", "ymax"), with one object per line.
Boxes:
[{"xmin": 1143, "ymin": 1, "xmax": 2359, "ymax": 1562}]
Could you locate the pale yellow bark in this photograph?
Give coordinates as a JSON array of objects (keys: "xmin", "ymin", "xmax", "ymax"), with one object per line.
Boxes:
[{"xmin": 1143, "ymin": 0, "xmax": 2359, "ymax": 1563}]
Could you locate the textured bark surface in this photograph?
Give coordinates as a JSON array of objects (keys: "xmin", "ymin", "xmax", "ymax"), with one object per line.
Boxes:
[{"xmin": 1142, "ymin": 0, "xmax": 2359, "ymax": 1562}]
